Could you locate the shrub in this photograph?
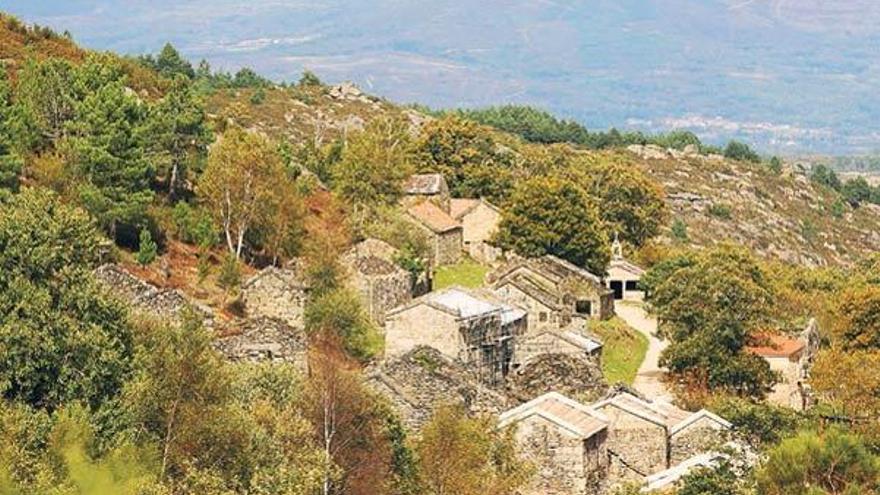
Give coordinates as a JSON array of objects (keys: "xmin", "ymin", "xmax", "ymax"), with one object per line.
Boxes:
[
  {"xmin": 217, "ymin": 253, "xmax": 241, "ymax": 292},
  {"xmin": 708, "ymin": 203, "xmax": 733, "ymax": 220},
  {"xmin": 671, "ymin": 218, "xmax": 689, "ymax": 243}
]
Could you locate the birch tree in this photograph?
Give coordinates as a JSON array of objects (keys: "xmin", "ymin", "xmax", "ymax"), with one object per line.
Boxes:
[{"xmin": 198, "ymin": 127, "xmax": 284, "ymax": 258}]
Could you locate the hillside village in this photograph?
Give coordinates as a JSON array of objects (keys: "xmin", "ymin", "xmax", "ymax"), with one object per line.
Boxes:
[
  {"xmin": 2, "ymin": 13, "xmax": 880, "ymax": 495},
  {"xmin": 91, "ymin": 169, "xmax": 825, "ymax": 494}
]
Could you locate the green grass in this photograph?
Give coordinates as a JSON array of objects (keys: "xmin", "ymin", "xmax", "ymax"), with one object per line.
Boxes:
[
  {"xmin": 591, "ymin": 317, "xmax": 649, "ymax": 385},
  {"xmin": 434, "ymin": 258, "xmax": 490, "ymax": 289}
]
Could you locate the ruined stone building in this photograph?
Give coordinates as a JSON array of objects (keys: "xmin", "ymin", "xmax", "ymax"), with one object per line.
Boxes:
[
  {"xmin": 488, "ymin": 255, "xmax": 615, "ymax": 330},
  {"xmin": 450, "ymin": 197, "xmax": 502, "ymax": 263},
  {"xmin": 384, "ymin": 287, "xmax": 526, "ymax": 384},
  {"xmin": 214, "ymin": 317, "xmax": 308, "ymax": 372},
  {"xmin": 93, "ymin": 264, "xmax": 212, "ymax": 326},
  {"xmin": 606, "ymin": 235, "xmax": 646, "ymax": 301},
  {"xmin": 746, "ymin": 318, "xmax": 820, "ymax": 410},
  {"xmin": 405, "ymin": 200, "xmax": 463, "ymax": 266},
  {"xmin": 241, "ymin": 266, "xmax": 309, "ymax": 328},
  {"xmin": 342, "ymin": 239, "xmax": 414, "ymax": 325},
  {"xmin": 591, "ymin": 390, "xmax": 731, "ymax": 482},
  {"xmin": 499, "ymin": 392, "xmax": 610, "ymax": 495},
  {"xmin": 365, "ymin": 346, "xmax": 510, "ymax": 430}
]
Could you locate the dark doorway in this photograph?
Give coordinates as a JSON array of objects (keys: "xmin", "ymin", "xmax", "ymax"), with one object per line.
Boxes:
[{"xmin": 610, "ymin": 280, "xmax": 624, "ymax": 300}]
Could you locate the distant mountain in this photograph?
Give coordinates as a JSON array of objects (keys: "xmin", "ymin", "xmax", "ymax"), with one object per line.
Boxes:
[{"xmin": 3, "ymin": 0, "xmax": 880, "ymax": 154}]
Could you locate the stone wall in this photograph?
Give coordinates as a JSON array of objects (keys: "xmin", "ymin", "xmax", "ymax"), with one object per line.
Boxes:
[
  {"xmin": 241, "ymin": 267, "xmax": 308, "ymax": 328},
  {"xmin": 384, "ymin": 304, "xmax": 461, "ymax": 359},
  {"xmin": 93, "ymin": 264, "xmax": 213, "ymax": 326},
  {"xmin": 508, "ymin": 353, "xmax": 607, "ymax": 403},
  {"xmin": 365, "ymin": 346, "xmax": 510, "ymax": 430},
  {"xmin": 599, "ymin": 407, "xmax": 668, "ymax": 477},
  {"xmin": 670, "ymin": 419, "xmax": 729, "ymax": 466},
  {"xmin": 515, "ymin": 415, "xmax": 593, "ymax": 495},
  {"xmin": 214, "ymin": 317, "xmax": 308, "ymax": 372},
  {"xmin": 434, "ymin": 228, "xmax": 463, "ymax": 266},
  {"xmin": 346, "ymin": 256, "xmax": 412, "ymax": 326}
]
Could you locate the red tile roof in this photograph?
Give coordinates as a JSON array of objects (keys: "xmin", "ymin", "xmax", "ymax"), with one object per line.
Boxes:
[
  {"xmin": 746, "ymin": 334, "xmax": 805, "ymax": 358},
  {"xmin": 407, "ymin": 201, "xmax": 461, "ymax": 233}
]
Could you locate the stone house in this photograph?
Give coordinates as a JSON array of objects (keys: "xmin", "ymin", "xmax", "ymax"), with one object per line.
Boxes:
[
  {"xmin": 590, "ymin": 391, "xmax": 731, "ymax": 480},
  {"xmin": 214, "ymin": 317, "xmax": 308, "ymax": 372},
  {"xmin": 402, "ymin": 173, "xmax": 451, "ymax": 212},
  {"xmin": 241, "ymin": 266, "xmax": 309, "ymax": 328},
  {"xmin": 365, "ymin": 346, "xmax": 510, "ymax": 430},
  {"xmin": 499, "ymin": 392, "xmax": 610, "ymax": 495},
  {"xmin": 384, "ymin": 287, "xmax": 527, "ymax": 384},
  {"xmin": 746, "ymin": 319, "xmax": 819, "ymax": 410},
  {"xmin": 450, "ymin": 198, "xmax": 502, "ymax": 263},
  {"xmin": 342, "ymin": 239, "xmax": 414, "ymax": 325},
  {"xmin": 489, "ymin": 255, "xmax": 615, "ymax": 332},
  {"xmin": 606, "ymin": 236, "xmax": 646, "ymax": 301},
  {"xmin": 405, "ymin": 200, "xmax": 463, "ymax": 266}
]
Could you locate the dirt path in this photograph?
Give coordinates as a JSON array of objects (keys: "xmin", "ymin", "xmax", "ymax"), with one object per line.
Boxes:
[{"xmin": 614, "ymin": 301, "xmax": 670, "ymax": 400}]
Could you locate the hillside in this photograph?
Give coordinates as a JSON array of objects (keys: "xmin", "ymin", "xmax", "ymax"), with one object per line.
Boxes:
[{"xmin": 208, "ymin": 84, "xmax": 880, "ymax": 268}]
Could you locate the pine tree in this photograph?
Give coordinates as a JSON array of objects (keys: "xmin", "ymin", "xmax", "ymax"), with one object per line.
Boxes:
[
  {"xmin": 136, "ymin": 228, "xmax": 158, "ymax": 266},
  {"xmin": 65, "ymin": 80, "xmax": 154, "ymax": 240}
]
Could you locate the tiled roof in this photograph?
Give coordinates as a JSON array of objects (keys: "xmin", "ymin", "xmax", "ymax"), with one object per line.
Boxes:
[
  {"xmin": 428, "ymin": 288, "xmax": 499, "ymax": 318},
  {"xmin": 450, "ymin": 198, "xmax": 480, "ymax": 219},
  {"xmin": 407, "ymin": 201, "xmax": 461, "ymax": 233},
  {"xmin": 609, "ymin": 258, "xmax": 646, "ymax": 277},
  {"xmin": 404, "ymin": 173, "xmax": 445, "ymax": 195},
  {"xmin": 746, "ymin": 333, "xmax": 805, "ymax": 358},
  {"xmin": 499, "ymin": 392, "xmax": 608, "ymax": 439}
]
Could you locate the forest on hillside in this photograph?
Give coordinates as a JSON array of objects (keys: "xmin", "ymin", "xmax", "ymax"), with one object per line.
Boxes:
[{"xmin": 2, "ymin": 13, "xmax": 880, "ymax": 495}]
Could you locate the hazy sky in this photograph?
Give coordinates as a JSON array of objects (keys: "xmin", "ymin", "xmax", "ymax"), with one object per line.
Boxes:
[{"xmin": 4, "ymin": 0, "xmax": 880, "ymax": 154}]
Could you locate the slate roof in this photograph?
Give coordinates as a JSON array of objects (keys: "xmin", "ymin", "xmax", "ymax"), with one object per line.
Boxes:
[
  {"xmin": 499, "ymin": 392, "xmax": 608, "ymax": 439},
  {"xmin": 406, "ymin": 201, "xmax": 461, "ymax": 233},
  {"xmin": 403, "ymin": 173, "xmax": 446, "ymax": 195},
  {"xmin": 609, "ymin": 257, "xmax": 646, "ymax": 277},
  {"xmin": 591, "ymin": 391, "xmax": 731, "ymax": 432},
  {"xmin": 387, "ymin": 287, "xmax": 527, "ymax": 326},
  {"xmin": 746, "ymin": 333, "xmax": 805, "ymax": 358},
  {"xmin": 642, "ymin": 452, "xmax": 729, "ymax": 492}
]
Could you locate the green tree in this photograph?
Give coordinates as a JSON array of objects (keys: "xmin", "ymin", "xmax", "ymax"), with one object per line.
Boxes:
[
  {"xmin": 12, "ymin": 57, "xmax": 77, "ymax": 150},
  {"xmin": 0, "ymin": 188, "xmax": 134, "ymax": 411},
  {"xmin": 416, "ymin": 116, "xmax": 513, "ymax": 201},
  {"xmin": 831, "ymin": 285, "xmax": 880, "ymax": 350},
  {"xmin": 153, "ymin": 43, "xmax": 195, "ymax": 80},
  {"xmin": 299, "ymin": 70, "xmax": 323, "ymax": 87},
  {"xmin": 723, "ymin": 140, "xmax": 760, "ymax": 163},
  {"xmin": 64, "ymin": 80, "xmax": 155, "ymax": 241},
  {"xmin": 415, "ymin": 405, "xmax": 532, "ymax": 495},
  {"xmin": 331, "ymin": 117, "xmax": 415, "ymax": 220},
  {"xmin": 582, "ymin": 160, "xmax": 667, "ymax": 247},
  {"xmin": 768, "ymin": 156, "xmax": 783, "ymax": 174},
  {"xmin": 651, "ymin": 246, "xmax": 776, "ymax": 397},
  {"xmin": 198, "ymin": 127, "xmax": 286, "ymax": 258},
  {"xmin": 757, "ymin": 429, "xmax": 880, "ymax": 495},
  {"xmin": 145, "ymin": 78, "xmax": 210, "ymax": 199},
  {"xmin": 494, "ymin": 176, "xmax": 610, "ymax": 275},
  {"xmin": 810, "ymin": 164, "xmax": 842, "ymax": 191},
  {"xmin": 842, "ymin": 177, "xmax": 873, "ymax": 207},
  {"xmin": 136, "ymin": 228, "xmax": 158, "ymax": 267},
  {"xmin": 305, "ymin": 288, "xmax": 382, "ymax": 361},
  {"xmin": 124, "ymin": 313, "xmax": 247, "ymax": 482},
  {"xmin": 0, "ymin": 71, "xmax": 23, "ymax": 196}
]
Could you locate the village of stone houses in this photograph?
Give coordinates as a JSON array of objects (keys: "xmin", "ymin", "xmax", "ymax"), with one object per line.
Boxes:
[{"xmin": 4, "ymin": 12, "xmax": 880, "ymax": 495}]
